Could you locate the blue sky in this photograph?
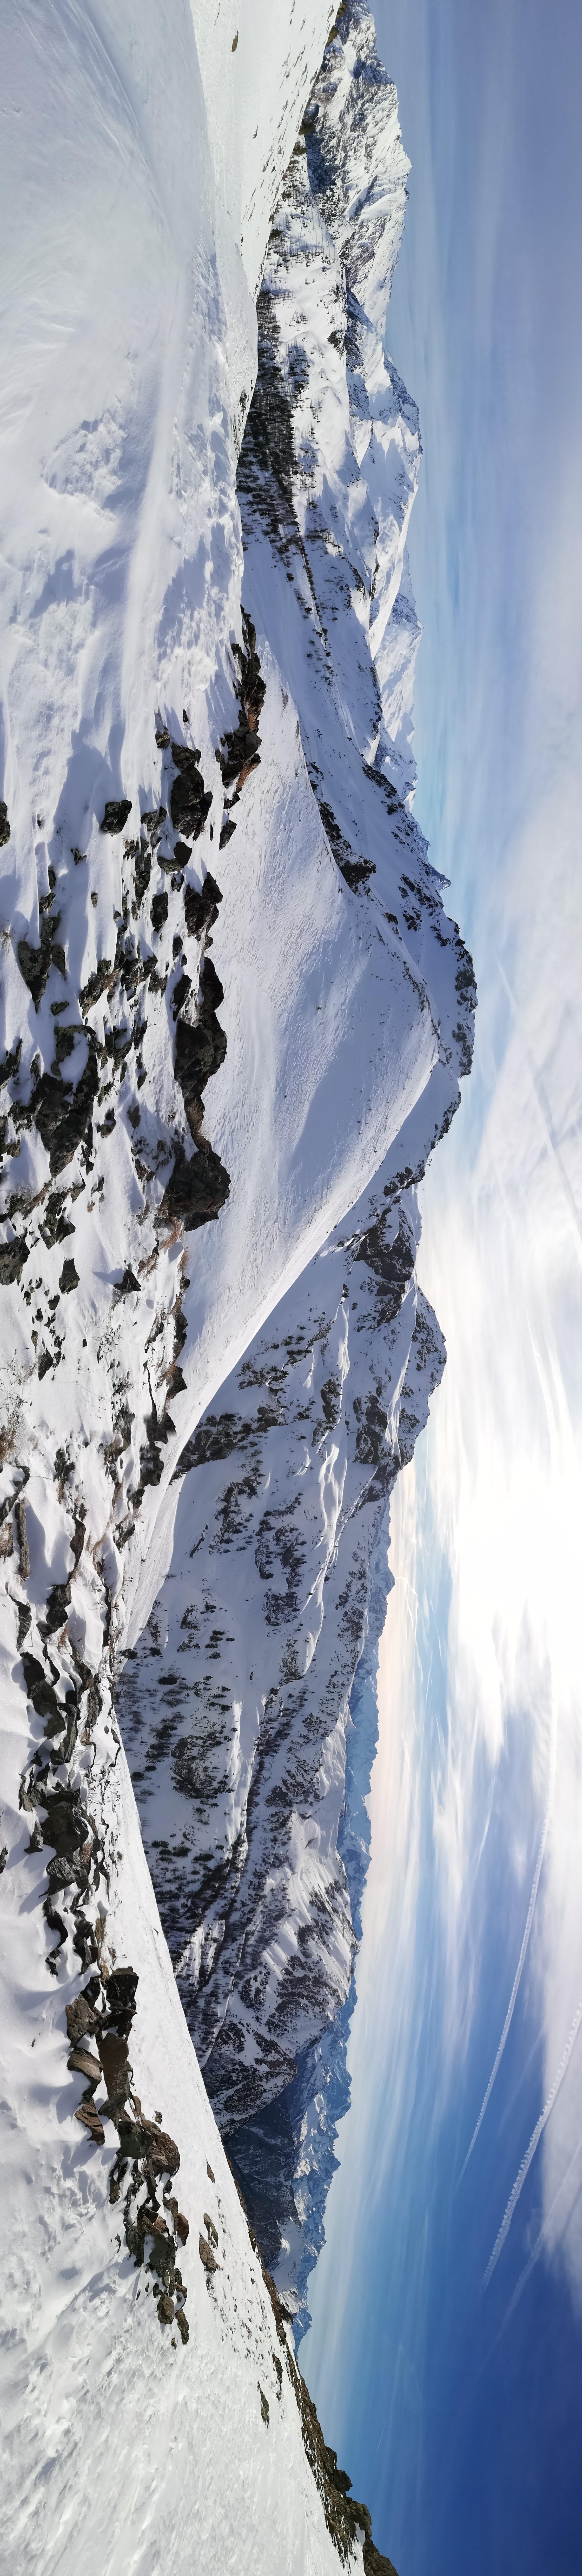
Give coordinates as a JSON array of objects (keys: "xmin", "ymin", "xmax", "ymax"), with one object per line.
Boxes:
[{"xmin": 303, "ymin": 5, "xmax": 582, "ymax": 2568}]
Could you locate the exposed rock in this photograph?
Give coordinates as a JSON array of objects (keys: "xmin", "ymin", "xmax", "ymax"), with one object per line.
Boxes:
[
  {"xmin": 0, "ymin": 801, "xmax": 10, "ymax": 846},
  {"xmin": 40, "ymin": 1192, "xmax": 75, "ymax": 1249},
  {"xmin": 151, "ymin": 890, "xmax": 168, "ymax": 932},
  {"xmin": 100, "ymin": 799, "xmax": 132, "ymax": 835},
  {"xmin": 199, "ymin": 2232, "xmax": 218, "ymax": 2273},
  {"xmin": 117, "ymin": 2113, "xmax": 179, "ymax": 2177},
  {"xmin": 183, "ymin": 873, "xmax": 222, "ymax": 939},
  {"xmin": 218, "ymin": 612, "xmax": 266, "ymax": 790},
  {"xmin": 98, "ymin": 2027, "xmax": 132, "ymax": 2109},
  {"xmin": 75, "ymin": 2101, "xmax": 105, "ymax": 2144},
  {"xmin": 66, "ymin": 2045, "xmax": 101, "ymax": 2085},
  {"xmin": 171, "ymin": 972, "xmax": 192, "ymax": 1020},
  {"xmin": 0, "ymin": 1238, "xmax": 29, "ymax": 1285},
  {"xmin": 30, "ymin": 1046, "xmax": 98, "ymax": 1177},
  {"xmin": 161, "ymin": 1140, "xmax": 230, "ymax": 1232},
  {"xmin": 59, "ymin": 1258, "xmax": 79, "ymax": 1293},
  {"xmin": 22, "ymin": 1650, "xmax": 52, "ymax": 1709},
  {"xmin": 79, "ymin": 958, "xmax": 113, "ymax": 1015},
  {"xmin": 42, "ymin": 1578, "xmax": 72, "ymax": 1631},
  {"xmin": 65, "ymin": 1993, "xmax": 101, "ymax": 2043},
  {"xmin": 0, "ymin": 1039, "xmax": 22, "ymax": 1085},
  {"xmin": 174, "ymin": 956, "xmax": 227, "ymax": 1135},
  {"xmin": 133, "ymin": 845, "xmax": 151, "ymax": 908},
  {"xmin": 170, "ymin": 744, "xmax": 213, "ymax": 841},
  {"xmin": 17, "ymin": 918, "xmax": 60, "ymax": 1011},
  {"xmin": 106, "ymin": 1966, "xmax": 139, "ymax": 2019}
]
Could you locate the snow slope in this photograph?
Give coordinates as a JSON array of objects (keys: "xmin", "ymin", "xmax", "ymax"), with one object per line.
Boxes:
[
  {"xmin": 118, "ymin": 1191, "xmax": 446, "ymax": 2331},
  {"xmin": 1, "ymin": 1, "xmax": 473, "ymax": 2566},
  {"xmin": 1, "ymin": 1614, "xmax": 371, "ymax": 2576}
]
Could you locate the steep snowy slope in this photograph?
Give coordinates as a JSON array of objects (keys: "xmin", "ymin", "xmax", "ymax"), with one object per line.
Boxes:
[
  {"xmin": 1, "ymin": 1614, "xmax": 380, "ymax": 2576},
  {"xmin": 118, "ymin": 1195, "xmax": 447, "ymax": 2330},
  {"xmin": 1, "ymin": 0, "xmax": 473, "ymax": 2566}
]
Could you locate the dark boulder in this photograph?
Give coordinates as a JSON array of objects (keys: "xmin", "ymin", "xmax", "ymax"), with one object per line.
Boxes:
[
  {"xmin": 174, "ymin": 955, "xmax": 227, "ymax": 1135},
  {"xmin": 17, "ymin": 918, "xmax": 56, "ymax": 1011},
  {"xmin": 161, "ymin": 1140, "xmax": 230, "ymax": 1231},
  {"xmin": 171, "ymin": 972, "xmax": 192, "ymax": 1020},
  {"xmin": 30, "ymin": 1044, "xmax": 98, "ymax": 1176},
  {"xmin": 100, "ymin": 799, "xmax": 132, "ymax": 835},
  {"xmin": 39, "ymin": 1192, "xmax": 75, "ymax": 1249},
  {"xmin": 170, "ymin": 744, "xmax": 212, "ymax": 841},
  {"xmin": 66, "ymin": 1994, "xmax": 101, "ymax": 2043},
  {"xmin": 151, "ymin": 890, "xmax": 168, "ymax": 932},
  {"xmin": 183, "ymin": 872, "xmax": 222, "ymax": 939},
  {"xmin": 43, "ymin": 1578, "xmax": 72, "ymax": 1630},
  {"xmin": 0, "ymin": 1038, "xmax": 22, "ymax": 1085},
  {"xmin": 0, "ymin": 1237, "xmax": 29, "ymax": 1285},
  {"xmin": 21, "ymin": 1652, "xmax": 62, "ymax": 1727},
  {"xmin": 80, "ymin": 958, "xmax": 112, "ymax": 1014}
]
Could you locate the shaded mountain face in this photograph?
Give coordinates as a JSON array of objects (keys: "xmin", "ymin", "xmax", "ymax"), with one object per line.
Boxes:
[
  {"xmin": 118, "ymin": 0, "xmax": 476, "ymax": 2335},
  {"xmin": 118, "ymin": 1210, "xmax": 448, "ymax": 2329}
]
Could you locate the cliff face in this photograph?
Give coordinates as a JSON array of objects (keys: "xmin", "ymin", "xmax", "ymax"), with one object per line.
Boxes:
[{"xmin": 0, "ymin": 3, "xmax": 474, "ymax": 2568}]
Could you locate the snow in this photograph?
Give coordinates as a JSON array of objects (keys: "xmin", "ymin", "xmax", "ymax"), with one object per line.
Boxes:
[
  {"xmin": 0, "ymin": 1, "xmax": 474, "ymax": 2566},
  {"xmin": 0, "ymin": 1615, "xmax": 358, "ymax": 2575},
  {"xmin": 118, "ymin": 1180, "xmax": 448, "ymax": 2329}
]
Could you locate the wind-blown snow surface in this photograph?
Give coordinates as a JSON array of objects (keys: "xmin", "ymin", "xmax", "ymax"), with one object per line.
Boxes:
[{"xmin": 1, "ymin": 2, "xmax": 474, "ymax": 2566}]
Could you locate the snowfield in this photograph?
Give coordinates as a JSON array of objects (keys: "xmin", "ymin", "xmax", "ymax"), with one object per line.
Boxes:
[{"xmin": 0, "ymin": 2, "xmax": 474, "ymax": 2567}]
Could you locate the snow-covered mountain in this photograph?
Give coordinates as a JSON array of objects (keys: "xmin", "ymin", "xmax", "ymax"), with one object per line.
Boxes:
[{"xmin": 1, "ymin": 2, "xmax": 474, "ymax": 2567}]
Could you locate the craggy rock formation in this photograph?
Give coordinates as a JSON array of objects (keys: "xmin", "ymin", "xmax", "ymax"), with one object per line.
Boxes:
[{"xmin": 119, "ymin": 1184, "xmax": 449, "ymax": 2327}]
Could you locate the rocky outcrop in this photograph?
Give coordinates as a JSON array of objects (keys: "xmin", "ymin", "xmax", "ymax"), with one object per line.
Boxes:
[{"xmin": 118, "ymin": 1178, "xmax": 449, "ymax": 2318}]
